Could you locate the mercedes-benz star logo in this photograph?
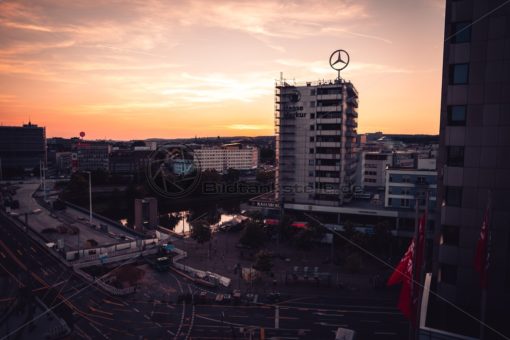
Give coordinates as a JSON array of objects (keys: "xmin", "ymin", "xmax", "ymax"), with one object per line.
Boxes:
[
  {"xmin": 146, "ymin": 144, "xmax": 201, "ymax": 199},
  {"xmin": 329, "ymin": 49, "xmax": 350, "ymax": 72}
]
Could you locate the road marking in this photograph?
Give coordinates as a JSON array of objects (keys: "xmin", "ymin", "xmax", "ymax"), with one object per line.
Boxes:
[
  {"xmin": 314, "ymin": 312, "xmax": 344, "ymax": 317},
  {"xmin": 361, "ymin": 320, "xmax": 381, "ymax": 323},
  {"xmin": 315, "ymin": 322, "xmax": 348, "ymax": 327},
  {"xmin": 275, "ymin": 305, "xmax": 280, "ymax": 329},
  {"xmin": 133, "ymin": 307, "xmax": 140, "ymax": 312},
  {"xmin": 375, "ymin": 331, "xmax": 397, "ymax": 335},
  {"xmin": 89, "ymin": 322, "xmax": 110, "ymax": 339},
  {"xmin": 88, "ymin": 306, "xmax": 114, "ymax": 316},
  {"xmin": 103, "ymin": 299, "xmax": 124, "ymax": 307},
  {"xmin": 30, "ymin": 246, "xmax": 36, "ymax": 253},
  {"xmin": 143, "ymin": 314, "xmax": 150, "ymax": 320},
  {"xmin": 16, "ymin": 249, "xmax": 23, "ymax": 256},
  {"xmin": 155, "ymin": 322, "xmax": 161, "ymax": 327},
  {"xmin": 166, "ymin": 329, "xmax": 175, "ymax": 335},
  {"xmin": 0, "ymin": 251, "xmax": 6, "ymax": 259}
]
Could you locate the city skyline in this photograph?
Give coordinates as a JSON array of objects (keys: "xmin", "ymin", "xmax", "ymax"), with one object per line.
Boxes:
[{"xmin": 0, "ymin": 0, "xmax": 445, "ymax": 140}]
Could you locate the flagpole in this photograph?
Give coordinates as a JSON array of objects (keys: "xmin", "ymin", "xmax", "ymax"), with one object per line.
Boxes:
[
  {"xmin": 416, "ymin": 190, "xmax": 429, "ymax": 337},
  {"xmin": 409, "ymin": 198, "xmax": 419, "ymax": 340},
  {"xmin": 479, "ymin": 190, "xmax": 491, "ymax": 340}
]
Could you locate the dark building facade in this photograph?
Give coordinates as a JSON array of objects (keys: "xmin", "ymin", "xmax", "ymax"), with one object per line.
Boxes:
[
  {"xmin": 0, "ymin": 122, "xmax": 46, "ymax": 177},
  {"xmin": 435, "ymin": 0, "xmax": 510, "ymax": 333}
]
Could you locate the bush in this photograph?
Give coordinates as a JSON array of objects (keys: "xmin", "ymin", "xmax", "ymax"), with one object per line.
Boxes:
[
  {"xmin": 345, "ymin": 253, "xmax": 362, "ymax": 273},
  {"xmin": 253, "ymin": 250, "xmax": 273, "ymax": 273},
  {"xmin": 239, "ymin": 221, "xmax": 266, "ymax": 248}
]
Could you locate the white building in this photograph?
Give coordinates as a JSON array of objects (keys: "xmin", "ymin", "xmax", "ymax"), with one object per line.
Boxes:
[
  {"xmin": 384, "ymin": 162, "xmax": 437, "ymax": 210},
  {"xmin": 194, "ymin": 143, "xmax": 258, "ymax": 173},
  {"xmin": 361, "ymin": 151, "xmax": 392, "ymax": 189},
  {"xmin": 276, "ymin": 78, "xmax": 359, "ymax": 207}
]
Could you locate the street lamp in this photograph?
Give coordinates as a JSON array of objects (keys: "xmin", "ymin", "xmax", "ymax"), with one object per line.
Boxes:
[{"xmin": 83, "ymin": 171, "xmax": 93, "ymax": 226}]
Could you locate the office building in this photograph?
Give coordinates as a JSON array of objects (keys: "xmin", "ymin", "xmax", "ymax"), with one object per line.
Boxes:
[
  {"xmin": 433, "ymin": 0, "xmax": 510, "ymax": 335},
  {"xmin": 275, "ymin": 78, "xmax": 358, "ymax": 208},
  {"xmin": 109, "ymin": 149, "xmax": 151, "ymax": 176},
  {"xmin": 361, "ymin": 151, "xmax": 392, "ymax": 188},
  {"xmin": 134, "ymin": 197, "xmax": 158, "ymax": 231},
  {"xmin": 385, "ymin": 166, "xmax": 437, "ymax": 211},
  {"xmin": 76, "ymin": 142, "xmax": 111, "ymax": 171},
  {"xmin": 55, "ymin": 152, "xmax": 72, "ymax": 176},
  {"xmin": 0, "ymin": 122, "xmax": 46, "ymax": 177},
  {"xmin": 193, "ymin": 143, "xmax": 258, "ymax": 173}
]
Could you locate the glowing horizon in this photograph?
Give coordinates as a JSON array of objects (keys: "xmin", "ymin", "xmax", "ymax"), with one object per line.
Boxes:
[{"xmin": 0, "ymin": 0, "xmax": 445, "ymax": 140}]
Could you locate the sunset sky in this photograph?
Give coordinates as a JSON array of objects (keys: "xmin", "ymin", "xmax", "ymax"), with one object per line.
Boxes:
[{"xmin": 0, "ymin": 0, "xmax": 445, "ymax": 140}]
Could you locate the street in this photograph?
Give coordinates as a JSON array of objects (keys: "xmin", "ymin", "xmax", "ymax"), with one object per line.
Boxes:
[{"xmin": 0, "ymin": 209, "xmax": 408, "ymax": 339}]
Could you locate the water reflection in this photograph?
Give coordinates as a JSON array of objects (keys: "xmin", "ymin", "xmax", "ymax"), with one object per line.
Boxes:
[{"xmin": 120, "ymin": 210, "xmax": 240, "ymax": 235}]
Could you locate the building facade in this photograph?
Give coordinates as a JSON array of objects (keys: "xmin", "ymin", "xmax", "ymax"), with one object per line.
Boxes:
[
  {"xmin": 385, "ymin": 167, "xmax": 437, "ymax": 211},
  {"xmin": 0, "ymin": 122, "xmax": 46, "ymax": 177},
  {"xmin": 276, "ymin": 78, "xmax": 358, "ymax": 208},
  {"xmin": 194, "ymin": 143, "xmax": 258, "ymax": 173},
  {"xmin": 361, "ymin": 151, "xmax": 392, "ymax": 189},
  {"xmin": 134, "ymin": 197, "xmax": 158, "ymax": 231},
  {"xmin": 435, "ymin": 0, "xmax": 510, "ymax": 328},
  {"xmin": 76, "ymin": 142, "xmax": 111, "ymax": 171}
]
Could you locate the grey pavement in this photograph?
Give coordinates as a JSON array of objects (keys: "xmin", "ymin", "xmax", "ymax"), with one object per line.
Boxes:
[{"xmin": 11, "ymin": 182, "xmax": 136, "ymax": 250}]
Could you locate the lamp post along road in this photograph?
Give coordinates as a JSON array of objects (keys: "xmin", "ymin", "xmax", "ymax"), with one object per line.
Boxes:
[{"xmin": 84, "ymin": 171, "xmax": 93, "ymax": 226}]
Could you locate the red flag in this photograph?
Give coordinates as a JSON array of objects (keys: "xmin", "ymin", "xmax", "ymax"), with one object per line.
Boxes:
[
  {"xmin": 387, "ymin": 240, "xmax": 413, "ymax": 286},
  {"xmin": 474, "ymin": 207, "xmax": 490, "ymax": 288},
  {"xmin": 387, "ymin": 213, "xmax": 426, "ymax": 323}
]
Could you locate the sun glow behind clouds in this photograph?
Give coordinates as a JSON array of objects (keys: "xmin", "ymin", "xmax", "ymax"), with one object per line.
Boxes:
[{"xmin": 0, "ymin": 0, "xmax": 445, "ymax": 139}]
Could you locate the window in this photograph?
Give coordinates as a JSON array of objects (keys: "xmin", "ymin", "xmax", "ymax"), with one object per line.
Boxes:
[
  {"xmin": 308, "ymin": 160, "xmax": 315, "ymax": 166},
  {"xmin": 308, "ymin": 171, "xmax": 314, "ymax": 177},
  {"xmin": 441, "ymin": 225, "xmax": 459, "ymax": 246},
  {"xmin": 309, "ymin": 136, "xmax": 314, "ymax": 142},
  {"xmin": 400, "ymin": 198, "xmax": 410, "ymax": 208},
  {"xmin": 451, "ymin": 22, "xmax": 471, "ymax": 43},
  {"xmin": 310, "ymin": 125, "xmax": 315, "ymax": 131},
  {"xmin": 447, "ymin": 146, "xmax": 464, "ymax": 167},
  {"xmin": 310, "ymin": 101, "xmax": 316, "ymax": 108},
  {"xmin": 447, "ymin": 105, "xmax": 466, "ymax": 126},
  {"xmin": 309, "ymin": 148, "xmax": 314, "ymax": 154},
  {"xmin": 440, "ymin": 264, "xmax": 457, "ymax": 285},
  {"xmin": 310, "ymin": 113, "xmax": 315, "ymax": 119},
  {"xmin": 449, "ymin": 63, "xmax": 469, "ymax": 84},
  {"xmin": 445, "ymin": 186, "xmax": 462, "ymax": 207},
  {"xmin": 388, "ymin": 198, "xmax": 392, "ymax": 206},
  {"xmin": 310, "ymin": 89, "xmax": 316, "ymax": 96}
]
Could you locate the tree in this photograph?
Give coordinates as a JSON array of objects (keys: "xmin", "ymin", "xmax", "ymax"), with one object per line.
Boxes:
[
  {"xmin": 253, "ymin": 250, "xmax": 273, "ymax": 273},
  {"xmin": 293, "ymin": 229, "xmax": 314, "ymax": 250},
  {"xmin": 372, "ymin": 221, "xmax": 392, "ymax": 257},
  {"xmin": 223, "ymin": 168, "xmax": 240, "ymax": 183},
  {"xmin": 345, "ymin": 252, "xmax": 362, "ymax": 273},
  {"xmin": 190, "ymin": 219, "xmax": 211, "ymax": 244},
  {"xmin": 239, "ymin": 221, "xmax": 266, "ymax": 248},
  {"xmin": 160, "ymin": 213, "xmax": 180, "ymax": 230}
]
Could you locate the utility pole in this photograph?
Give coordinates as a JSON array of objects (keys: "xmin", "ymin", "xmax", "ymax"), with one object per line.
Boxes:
[
  {"xmin": 42, "ymin": 160, "xmax": 47, "ymax": 202},
  {"xmin": 84, "ymin": 171, "xmax": 93, "ymax": 225}
]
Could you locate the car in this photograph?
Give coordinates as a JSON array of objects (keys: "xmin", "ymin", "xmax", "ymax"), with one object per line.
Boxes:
[
  {"xmin": 77, "ymin": 216, "xmax": 86, "ymax": 221},
  {"xmin": 266, "ymin": 292, "xmax": 281, "ymax": 303},
  {"xmin": 222, "ymin": 294, "xmax": 232, "ymax": 304}
]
